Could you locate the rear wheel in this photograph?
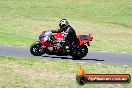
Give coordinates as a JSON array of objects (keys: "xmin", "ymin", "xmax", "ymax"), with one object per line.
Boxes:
[
  {"xmin": 71, "ymin": 45, "xmax": 88, "ymax": 60},
  {"xmin": 30, "ymin": 42, "xmax": 44, "ymax": 56}
]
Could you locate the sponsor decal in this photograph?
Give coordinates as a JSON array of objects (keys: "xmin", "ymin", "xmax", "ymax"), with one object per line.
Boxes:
[{"xmin": 76, "ymin": 66, "xmax": 131, "ymax": 85}]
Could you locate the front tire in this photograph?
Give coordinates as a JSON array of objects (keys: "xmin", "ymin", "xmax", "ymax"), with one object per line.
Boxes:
[
  {"xmin": 30, "ymin": 41, "xmax": 44, "ymax": 56},
  {"xmin": 71, "ymin": 45, "xmax": 88, "ymax": 60}
]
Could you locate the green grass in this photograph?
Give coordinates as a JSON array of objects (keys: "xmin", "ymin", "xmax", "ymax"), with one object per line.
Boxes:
[
  {"xmin": 0, "ymin": 56, "xmax": 131, "ymax": 88},
  {"xmin": 0, "ymin": 0, "xmax": 132, "ymax": 52}
]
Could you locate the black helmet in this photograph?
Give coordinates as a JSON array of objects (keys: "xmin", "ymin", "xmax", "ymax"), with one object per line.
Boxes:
[{"xmin": 59, "ymin": 19, "xmax": 69, "ymax": 29}]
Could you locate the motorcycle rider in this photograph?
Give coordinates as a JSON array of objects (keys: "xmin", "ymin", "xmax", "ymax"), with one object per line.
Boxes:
[{"xmin": 51, "ymin": 19, "xmax": 77, "ymax": 47}]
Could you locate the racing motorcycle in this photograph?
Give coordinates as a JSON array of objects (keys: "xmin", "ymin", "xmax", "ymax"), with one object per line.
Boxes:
[{"xmin": 30, "ymin": 30, "xmax": 93, "ymax": 60}]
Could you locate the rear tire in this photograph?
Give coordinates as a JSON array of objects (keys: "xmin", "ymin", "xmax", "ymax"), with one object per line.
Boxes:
[
  {"xmin": 30, "ymin": 41, "xmax": 44, "ymax": 56},
  {"xmin": 71, "ymin": 45, "xmax": 88, "ymax": 60}
]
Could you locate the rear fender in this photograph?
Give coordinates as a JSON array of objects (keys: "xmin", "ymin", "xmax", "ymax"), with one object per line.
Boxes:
[
  {"xmin": 73, "ymin": 39, "xmax": 90, "ymax": 47},
  {"xmin": 80, "ymin": 40, "xmax": 90, "ymax": 46}
]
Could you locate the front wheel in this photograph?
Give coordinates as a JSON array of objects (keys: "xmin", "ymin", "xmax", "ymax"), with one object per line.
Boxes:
[
  {"xmin": 30, "ymin": 41, "xmax": 44, "ymax": 56},
  {"xmin": 71, "ymin": 45, "xmax": 88, "ymax": 60}
]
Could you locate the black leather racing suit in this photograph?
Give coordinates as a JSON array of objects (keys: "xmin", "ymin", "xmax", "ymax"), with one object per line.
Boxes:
[{"xmin": 51, "ymin": 25, "xmax": 77, "ymax": 45}]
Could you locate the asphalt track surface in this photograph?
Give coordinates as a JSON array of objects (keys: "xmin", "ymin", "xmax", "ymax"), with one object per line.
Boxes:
[{"xmin": 0, "ymin": 45, "xmax": 132, "ymax": 66}]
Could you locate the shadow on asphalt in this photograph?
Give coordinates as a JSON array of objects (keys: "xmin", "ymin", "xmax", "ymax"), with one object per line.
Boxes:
[
  {"xmin": 81, "ymin": 59, "xmax": 104, "ymax": 61},
  {"xmin": 42, "ymin": 55, "xmax": 104, "ymax": 61}
]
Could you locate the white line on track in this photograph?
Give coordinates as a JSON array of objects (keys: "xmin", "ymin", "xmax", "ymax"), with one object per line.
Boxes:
[
  {"xmin": 123, "ymin": 65, "xmax": 128, "ymax": 67},
  {"xmin": 97, "ymin": 63, "xmax": 102, "ymax": 64},
  {"xmin": 5, "ymin": 45, "xmax": 28, "ymax": 48},
  {"xmin": 78, "ymin": 62, "xmax": 86, "ymax": 64},
  {"xmin": 120, "ymin": 52, "xmax": 127, "ymax": 54}
]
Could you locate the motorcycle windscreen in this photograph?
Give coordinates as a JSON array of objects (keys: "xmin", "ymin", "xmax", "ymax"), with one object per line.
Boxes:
[
  {"xmin": 39, "ymin": 31, "xmax": 52, "ymax": 41},
  {"xmin": 39, "ymin": 32, "xmax": 45, "ymax": 40}
]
